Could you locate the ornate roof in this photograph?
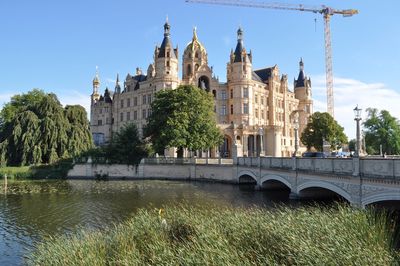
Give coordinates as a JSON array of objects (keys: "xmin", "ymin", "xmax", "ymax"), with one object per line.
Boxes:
[{"xmin": 184, "ymin": 27, "xmax": 207, "ymax": 55}]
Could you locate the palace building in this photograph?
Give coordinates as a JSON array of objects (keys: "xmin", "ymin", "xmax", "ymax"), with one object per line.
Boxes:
[{"xmin": 90, "ymin": 20, "xmax": 313, "ymax": 157}]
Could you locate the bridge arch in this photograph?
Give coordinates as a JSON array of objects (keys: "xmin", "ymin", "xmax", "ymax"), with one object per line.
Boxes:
[
  {"xmin": 362, "ymin": 192, "xmax": 400, "ymax": 207},
  {"xmin": 238, "ymin": 170, "xmax": 258, "ymax": 184},
  {"xmin": 297, "ymin": 181, "xmax": 352, "ymax": 203},
  {"xmin": 260, "ymin": 174, "xmax": 292, "ymax": 190}
]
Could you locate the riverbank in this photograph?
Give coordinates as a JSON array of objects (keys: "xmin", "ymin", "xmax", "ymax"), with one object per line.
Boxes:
[
  {"xmin": 0, "ymin": 160, "xmax": 73, "ymax": 180},
  {"xmin": 29, "ymin": 204, "xmax": 399, "ymax": 265}
]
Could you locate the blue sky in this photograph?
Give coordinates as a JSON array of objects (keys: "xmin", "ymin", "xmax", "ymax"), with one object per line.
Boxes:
[{"xmin": 0, "ymin": 0, "xmax": 399, "ymax": 138}]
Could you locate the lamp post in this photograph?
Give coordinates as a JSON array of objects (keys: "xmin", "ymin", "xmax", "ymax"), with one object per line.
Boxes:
[
  {"xmin": 291, "ymin": 111, "xmax": 300, "ymax": 157},
  {"xmin": 353, "ymin": 105, "xmax": 362, "ymax": 157}
]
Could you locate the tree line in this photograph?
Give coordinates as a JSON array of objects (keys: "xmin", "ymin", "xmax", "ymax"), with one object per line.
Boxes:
[{"xmin": 1, "ymin": 87, "xmax": 399, "ymax": 168}]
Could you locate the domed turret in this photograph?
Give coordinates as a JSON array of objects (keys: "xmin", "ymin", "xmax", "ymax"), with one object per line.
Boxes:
[
  {"xmin": 182, "ymin": 27, "xmax": 209, "ymax": 80},
  {"xmin": 91, "ymin": 66, "xmax": 100, "ymax": 102}
]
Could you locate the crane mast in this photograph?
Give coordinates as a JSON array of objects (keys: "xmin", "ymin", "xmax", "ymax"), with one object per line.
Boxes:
[{"xmin": 186, "ymin": 0, "xmax": 358, "ymax": 118}]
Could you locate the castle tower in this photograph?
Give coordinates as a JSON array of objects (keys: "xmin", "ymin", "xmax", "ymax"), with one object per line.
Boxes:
[
  {"xmin": 226, "ymin": 27, "xmax": 253, "ymax": 126},
  {"xmin": 153, "ymin": 18, "xmax": 179, "ymax": 88},
  {"xmin": 294, "ymin": 58, "xmax": 313, "ymax": 135},
  {"xmin": 227, "ymin": 27, "xmax": 253, "ymax": 82},
  {"xmin": 91, "ymin": 67, "xmax": 100, "ymax": 102},
  {"xmin": 182, "ymin": 27, "xmax": 211, "ymax": 89}
]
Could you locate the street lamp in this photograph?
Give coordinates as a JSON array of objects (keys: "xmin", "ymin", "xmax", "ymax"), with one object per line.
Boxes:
[
  {"xmin": 291, "ymin": 111, "xmax": 300, "ymax": 157},
  {"xmin": 353, "ymin": 105, "xmax": 362, "ymax": 157}
]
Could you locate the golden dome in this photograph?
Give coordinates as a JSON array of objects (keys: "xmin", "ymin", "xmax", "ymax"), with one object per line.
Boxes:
[{"xmin": 184, "ymin": 27, "xmax": 207, "ymax": 55}]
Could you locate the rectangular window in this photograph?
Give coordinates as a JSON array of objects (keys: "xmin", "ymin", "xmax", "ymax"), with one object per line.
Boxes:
[
  {"xmin": 120, "ymin": 112, "xmax": 123, "ymax": 122},
  {"xmin": 243, "ymin": 87, "xmax": 248, "ymax": 98},
  {"xmin": 243, "ymin": 103, "xmax": 248, "ymax": 114},
  {"xmin": 127, "ymin": 98, "xmax": 131, "ymax": 107},
  {"xmin": 134, "ymin": 110, "xmax": 137, "ymax": 120},
  {"xmin": 120, "ymin": 100, "xmax": 124, "ymax": 108},
  {"xmin": 221, "ymin": 90, "xmax": 227, "ymax": 100},
  {"xmin": 148, "ymin": 94, "xmax": 152, "ymax": 104},
  {"xmin": 127, "ymin": 112, "xmax": 131, "ymax": 121},
  {"xmin": 98, "ymin": 119, "xmax": 102, "ymax": 126},
  {"xmin": 255, "ymin": 94, "xmax": 258, "ymax": 103},
  {"xmin": 142, "ymin": 95, "xmax": 147, "ymax": 105},
  {"xmin": 221, "ymin": 104, "xmax": 226, "ymax": 115},
  {"xmin": 105, "ymin": 107, "xmax": 109, "ymax": 113},
  {"xmin": 261, "ymin": 109, "xmax": 264, "ymax": 119},
  {"xmin": 230, "ymin": 104, "xmax": 233, "ymax": 115},
  {"xmin": 99, "ymin": 108, "xmax": 102, "ymax": 114},
  {"xmin": 255, "ymin": 108, "xmax": 259, "ymax": 118},
  {"xmin": 142, "ymin": 109, "xmax": 147, "ymax": 119},
  {"xmin": 134, "ymin": 97, "xmax": 138, "ymax": 106},
  {"xmin": 261, "ymin": 97, "xmax": 264, "ymax": 105},
  {"xmin": 230, "ymin": 89, "xmax": 233, "ymax": 99},
  {"xmin": 148, "ymin": 109, "xmax": 152, "ymax": 116}
]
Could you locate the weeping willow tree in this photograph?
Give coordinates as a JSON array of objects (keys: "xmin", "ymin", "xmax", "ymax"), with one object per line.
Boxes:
[{"xmin": 0, "ymin": 89, "xmax": 93, "ymax": 166}]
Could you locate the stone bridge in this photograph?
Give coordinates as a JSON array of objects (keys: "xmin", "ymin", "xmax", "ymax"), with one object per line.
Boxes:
[
  {"xmin": 236, "ymin": 157, "xmax": 400, "ymax": 207},
  {"xmin": 68, "ymin": 157, "xmax": 400, "ymax": 208}
]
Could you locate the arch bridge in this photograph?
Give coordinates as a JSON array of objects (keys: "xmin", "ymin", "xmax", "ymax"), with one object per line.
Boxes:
[{"xmin": 237, "ymin": 157, "xmax": 400, "ymax": 208}]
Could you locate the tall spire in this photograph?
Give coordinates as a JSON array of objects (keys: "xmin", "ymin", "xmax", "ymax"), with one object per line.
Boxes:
[
  {"xmin": 93, "ymin": 66, "xmax": 100, "ymax": 89},
  {"xmin": 164, "ymin": 16, "xmax": 170, "ymax": 37},
  {"xmin": 299, "ymin": 57, "xmax": 304, "ymax": 71},
  {"xmin": 295, "ymin": 58, "xmax": 306, "ymax": 88},
  {"xmin": 158, "ymin": 19, "xmax": 176, "ymax": 58},
  {"xmin": 233, "ymin": 27, "xmax": 247, "ymax": 63},
  {"xmin": 192, "ymin": 26, "xmax": 198, "ymax": 41},
  {"xmin": 115, "ymin": 73, "xmax": 121, "ymax": 93},
  {"xmin": 237, "ymin": 27, "xmax": 243, "ymax": 41}
]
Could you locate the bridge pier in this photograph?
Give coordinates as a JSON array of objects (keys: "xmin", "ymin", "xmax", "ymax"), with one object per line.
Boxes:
[{"xmin": 289, "ymin": 191, "xmax": 300, "ymax": 200}]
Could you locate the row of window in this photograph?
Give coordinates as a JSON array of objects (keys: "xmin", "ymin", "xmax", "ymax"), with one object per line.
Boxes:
[
  {"xmin": 219, "ymin": 103, "xmax": 268, "ymax": 118},
  {"xmin": 97, "ymin": 109, "xmax": 152, "ymax": 126},
  {"xmin": 218, "ymin": 88, "xmax": 267, "ymax": 105},
  {"xmin": 120, "ymin": 109, "xmax": 152, "ymax": 122},
  {"xmin": 120, "ymin": 94, "xmax": 152, "ymax": 108}
]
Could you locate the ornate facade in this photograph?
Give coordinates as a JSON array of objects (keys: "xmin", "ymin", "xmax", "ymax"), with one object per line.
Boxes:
[{"xmin": 90, "ymin": 21, "xmax": 313, "ymax": 157}]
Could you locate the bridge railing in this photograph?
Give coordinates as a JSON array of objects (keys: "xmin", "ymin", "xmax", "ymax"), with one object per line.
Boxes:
[
  {"xmin": 238, "ymin": 157, "xmax": 400, "ymax": 180},
  {"xmin": 142, "ymin": 157, "xmax": 233, "ymax": 165}
]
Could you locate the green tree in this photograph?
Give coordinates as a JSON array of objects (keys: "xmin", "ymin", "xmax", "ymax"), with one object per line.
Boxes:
[
  {"xmin": 348, "ymin": 139, "xmax": 356, "ymax": 152},
  {"xmin": 145, "ymin": 85, "xmax": 223, "ymax": 158},
  {"xmin": 106, "ymin": 123, "xmax": 147, "ymax": 165},
  {"xmin": 0, "ymin": 89, "xmax": 93, "ymax": 166},
  {"xmin": 363, "ymin": 108, "xmax": 400, "ymax": 155},
  {"xmin": 301, "ymin": 112, "xmax": 348, "ymax": 151}
]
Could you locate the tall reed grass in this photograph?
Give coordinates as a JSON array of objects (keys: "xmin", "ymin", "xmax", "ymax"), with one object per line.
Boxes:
[{"xmin": 29, "ymin": 204, "xmax": 399, "ymax": 265}]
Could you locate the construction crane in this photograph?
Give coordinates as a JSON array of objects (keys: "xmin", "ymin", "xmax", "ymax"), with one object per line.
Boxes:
[{"xmin": 185, "ymin": 0, "xmax": 358, "ymax": 118}]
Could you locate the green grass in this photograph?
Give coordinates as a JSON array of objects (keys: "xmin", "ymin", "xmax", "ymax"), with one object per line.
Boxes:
[
  {"xmin": 0, "ymin": 159, "xmax": 73, "ymax": 180},
  {"xmin": 29, "ymin": 204, "xmax": 399, "ymax": 265}
]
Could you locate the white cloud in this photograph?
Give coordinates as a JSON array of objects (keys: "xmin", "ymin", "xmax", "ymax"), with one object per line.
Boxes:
[
  {"xmin": 311, "ymin": 75, "xmax": 400, "ymax": 140},
  {"xmin": 59, "ymin": 90, "xmax": 91, "ymax": 117}
]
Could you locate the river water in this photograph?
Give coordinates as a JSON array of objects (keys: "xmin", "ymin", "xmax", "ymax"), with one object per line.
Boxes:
[{"xmin": 0, "ymin": 179, "xmax": 293, "ymax": 265}]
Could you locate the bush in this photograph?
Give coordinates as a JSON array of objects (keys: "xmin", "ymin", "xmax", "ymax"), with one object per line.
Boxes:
[{"xmin": 29, "ymin": 204, "xmax": 399, "ymax": 265}]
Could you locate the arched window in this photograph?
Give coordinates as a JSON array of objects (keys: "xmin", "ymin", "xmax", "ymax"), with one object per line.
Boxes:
[
  {"xmin": 187, "ymin": 64, "xmax": 192, "ymax": 76},
  {"xmin": 195, "ymin": 64, "xmax": 199, "ymax": 71},
  {"xmin": 195, "ymin": 52, "xmax": 199, "ymax": 58}
]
